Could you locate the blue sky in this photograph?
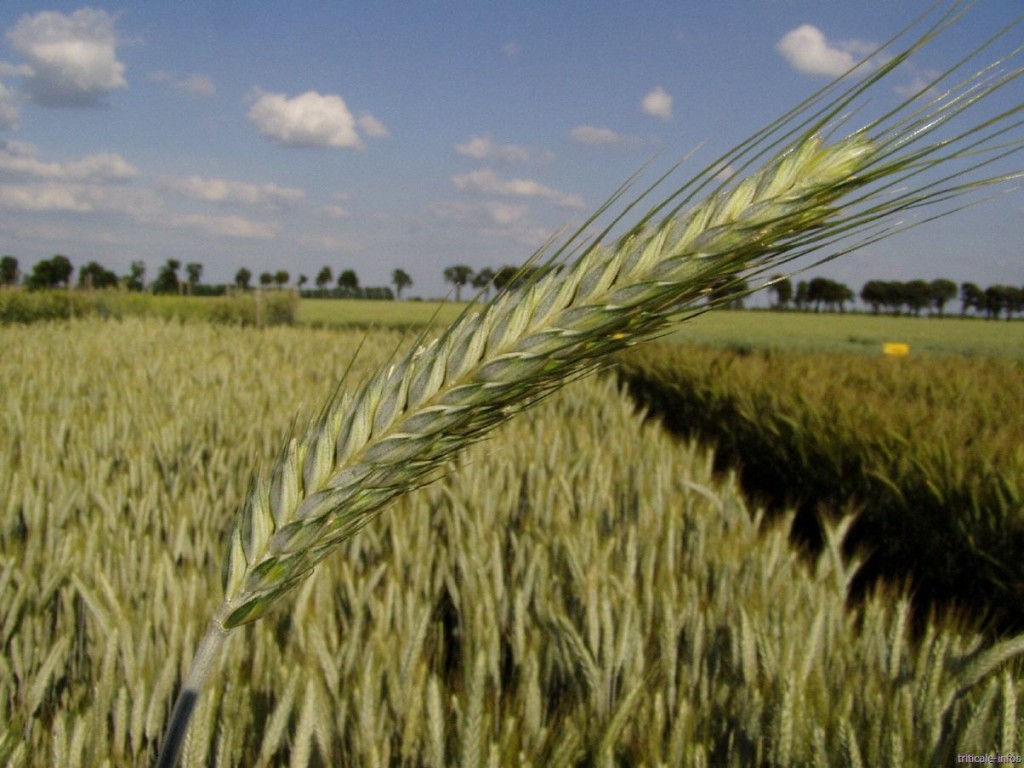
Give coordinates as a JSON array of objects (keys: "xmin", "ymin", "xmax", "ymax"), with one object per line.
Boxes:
[{"xmin": 0, "ymin": 2, "xmax": 1021, "ymax": 300}]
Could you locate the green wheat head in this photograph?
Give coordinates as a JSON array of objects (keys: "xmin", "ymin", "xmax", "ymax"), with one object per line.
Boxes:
[{"xmin": 218, "ymin": 133, "xmax": 875, "ymax": 628}]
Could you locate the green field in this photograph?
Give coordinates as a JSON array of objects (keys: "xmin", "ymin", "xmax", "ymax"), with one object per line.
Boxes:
[
  {"xmin": 665, "ymin": 309, "xmax": 1024, "ymax": 359},
  {"xmin": 298, "ymin": 300, "xmax": 1024, "ymax": 359},
  {"xmin": 297, "ymin": 298, "xmax": 470, "ymax": 330}
]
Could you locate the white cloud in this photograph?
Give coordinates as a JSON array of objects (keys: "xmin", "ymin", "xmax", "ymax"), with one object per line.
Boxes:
[
  {"xmin": 0, "ymin": 83, "xmax": 19, "ymax": 129},
  {"xmin": 0, "ymin": 181, "xmax": 155, "ymax": 215},
  {"xmin": 483, "ymin": 201, "xmax": 529, "ymax": 225},
  {"xmin": 0, "ymin": 142, "xmax": 137, "ymax": 182},
  {"xmin": 357, "ymin": 113, "xmax": 390, "ymax": 138},
  {"xmin": 641, "ymin": 86, "xmax": 672, "ymax": 120},
  {"xmin": 451, "ymin": 167, "xmax": 583, "ymax": 209},
  {"xmin": 170, "ymin": 214, "xmax": 279, "ymax": 239},
  {"xmin": 318, "ymin": 204, "xmax": 350, "ymax": 219},
  {"xmin": 150, "ymin": 70, "xmax": 215, "ymax": 98},
  {"xmin": 503, "ymin": 41, "xmax": 521, "ymax": 57},
  {"xmin": 299, "ymin": 234, "xmax": 344, "ymax": 250},
  {"xmin": 428, "ymin": 200, "xmax": 529, "ymax": 226},
  {"xmin": 0, "ymin": 62, "xmax": 33, "ymax": 78},
  {"xmin": 248, "ymin": 89, "xmax": 362, "ymax": 148},
  {"xmin": 776, "ymin": 24, "xmax": 872, "ymax": 77},
  {"xmin": 481, "ymin": 224, "xmax": 554, "ymax": 248},
  {"xmin": 894, "ymin": 69, "xmax": 941, "ymax": 98},
  {"xmin": 164, "ymin": 176, "xmax": 304, "ymax": 207},
  {"xmin": 427, "ymin": 200, "xmax": 549, "ymax": 247},
  {"xmin": 6, "ymin": 8, "xmax": 126, "ymax": 107},
  {"xmin": 569, "ymin": 125, "xmax": 624, "ymax": 146},
  {"xmin": 455, "ymin": 136, "xmax": 530, "ymax": 163}
]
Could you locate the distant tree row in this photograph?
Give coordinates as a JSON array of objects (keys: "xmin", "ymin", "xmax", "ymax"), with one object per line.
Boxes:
[
  {"xmin": 959, "ymin": 282, "xmax": 1024, "ymax": 320},
  {"xmin": 302, "ymin": 266, "xmax": 401, "ymax": 300},
  {"xmin": 767, "ymin": 276, "xmax": 1024, "ymax": 319},
  {"xmin": 440, "ymin": 263, "xmax": 567, "ymax": 301},
  {"xmin": 0, "ymin": 255, "xmax": 406, "ymax": 300},
  {"xmin": 4, "ymin": 254, "xmax": 1021, "ymax": 318}
]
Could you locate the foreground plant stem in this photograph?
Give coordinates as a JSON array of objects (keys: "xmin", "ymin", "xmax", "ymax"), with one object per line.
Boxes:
[{"xmin": 156, "ymin": 623, "xmax": 227, "ymax": 768}]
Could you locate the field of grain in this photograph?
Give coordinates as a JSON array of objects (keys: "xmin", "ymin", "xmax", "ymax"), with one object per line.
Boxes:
[
  {"xmin": 664, "ymin": 310, "xmax": 1024, "ymax": 359},
  {"xmin": 298, "ymin": 300, "xmax": 1024, "ymax": 358},
  {"xmin": 0, "ymin": 289, "xmax": 299, "ymax": 327},
  {"xmin": 2, "ymin": 316, "xmax": 1024, "ymax": 766},
  {"xmin": 297, "ymin": 298, "xmax": 469, "ymax": 330},
  {"xmin": 616, "ymin": 341, "xmax": 1024, "ymax": 630}
]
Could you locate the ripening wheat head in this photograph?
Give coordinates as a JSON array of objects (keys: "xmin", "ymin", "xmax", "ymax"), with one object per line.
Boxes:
[
  {"xmin": 158, "ymin": 3, "xmax": 1023, "ymax": 765},
  {"xmin": 218, "ymin": 133, "xmax": 878, "ymax": 628}
]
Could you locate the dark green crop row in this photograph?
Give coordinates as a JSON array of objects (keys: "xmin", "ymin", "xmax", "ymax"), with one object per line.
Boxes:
[
  {"xmin": 0, "ymin": 289, "xmax": 299, "ymax": 326},
  {"xmin": 614, "ymin": 343, "xmax": 1024, "ymax": 631}
]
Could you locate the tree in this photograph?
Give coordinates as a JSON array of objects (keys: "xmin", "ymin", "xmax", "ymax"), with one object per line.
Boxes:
[
  {"xmin": 78, "ymin": 261, "xmax": 118, "ymax": 289},
  {"xmin": 316, "ymin": 266, "xmax": 333, "ymax": 296},
  {"xmin": 337, "ymin": 269, "xmax": 359, "ymax": 297},
  {"xmin": 185, "ymin": 262, "xmax": 203, "ymax": 295},
  {"xmin": 492, "ymin": 265, "xmax": 520, "ymax": 292},
  {"xmin": 274, "ymin": 270, "xmax": 289, "ymax": 289},
  {"xmin": 807, "ymin": 277, "xmax": 831, "ymax": 312},
  {"xmin": 50, "ymin": 255, "xmax": 73, "ymax": 287},
  {"xmin": 26, "ymin": 261, "xmax": 52, "ymax": 290},
  {"xmin": 126, "ymin": 261, "xmax": 146, "ymax": 292},
  {"xmin": 391, "ymin": 268, "xmax": 412, "ymax": 299},
  {"xmin": 960, "ymin": 282, "xmax": 984, "ymax": 316},
  {"xmin": 903, "ymin": 279, "xmax": 931, "ymax": 316},
  {"xmin": 768, "ymin": 275, "xmax": 792, "ymax": 309},
  {"xmin": 983, "ymin": 285, "xmax": 1004, "ymax": 319},
  {"xmin": 472, "ymin": 267, "xmax": 496, "ymax": 300},
  {"xmin": 803, "ymin": 277, "xmax": 855, "ymax": 312},
  {"xmin": 443, "ymin": 265, "xmax": 474, "ymax": 301},
  {"xmin": 235, "ymin": 268, "xmax": 252, "ymax": 292},
  {"xmin": 860, "ymin": 280, "xmax": 888, "ymax": 314},
  {"xmin": 297, "ymin": 274, "xmax": 308, "ymax": 292},
  {"xmin": 708, "ymin": 275, "xmax": 748, "ymax": 309},
  {"xmin": 26, "ymin": 255, "xmax": 74, "ymax": 290},
  {"xmin": 259, "ymin": 272, "xmax": 273, "ymax": 290},
  {"xmin": 1, "ymin": 255, "xmax": 19, "ymax": 286},
  {"xmin": 1010, "ymin": 286, "xmax": 1024, "ymax": 320},
  {"xmin": 1002, "ymin": 286, "xmax": 1024, "ymax": 320},
  {"xmin": 153, "ymin": 259, "xmax": 181, "ymax": 294},
  {"xmin": 832, "ymin": 281, "xmax": 854, "ymax": 313},
  {"xmin": 928, "ymin": 278, "xmax": 958, "ymax": 317},
  {"xmin": 794, "ymin": 280, "xmax": 809, "ymax": 311},
  {"xmin": 984, "ymin": 285, "xmax": 1022, "ymax": 320}
]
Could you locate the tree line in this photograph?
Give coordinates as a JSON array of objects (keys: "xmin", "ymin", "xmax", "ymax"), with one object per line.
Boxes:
[
  {"xmin": 3, "ymin": 254, "xmax": 1021, "ymax": 318},
  {"xmin": 765, "ymin": 276, "xmax": 1024, "ymax": 319},
  {"xmin": 0, "ymin": 255, "xmax": 405, "ymax": 300}
]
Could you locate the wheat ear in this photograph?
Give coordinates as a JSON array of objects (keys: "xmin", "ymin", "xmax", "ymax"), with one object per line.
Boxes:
[{"xmin": 157, "ymin": 4, "xmax": 1024, "ymax": 765}]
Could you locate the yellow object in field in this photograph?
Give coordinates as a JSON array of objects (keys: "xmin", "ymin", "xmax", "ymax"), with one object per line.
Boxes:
[{"xmin": 883, "ymin": 342, "xmax": 910, "ymax": 357}]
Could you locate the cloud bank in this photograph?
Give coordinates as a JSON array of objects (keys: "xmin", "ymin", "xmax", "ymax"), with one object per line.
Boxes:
[
  {"xmin": 164, "ymin": 176, "xmax": 304, "ymax": 207},
  {"xmin": 451, "ymin": 167, "xmax": 583, "ymax": 209}
]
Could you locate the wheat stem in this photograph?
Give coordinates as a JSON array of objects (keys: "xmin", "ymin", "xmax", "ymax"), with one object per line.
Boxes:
[{"xmin": 156, "ymin": 623, "xmax": 227, "ymax": 768}]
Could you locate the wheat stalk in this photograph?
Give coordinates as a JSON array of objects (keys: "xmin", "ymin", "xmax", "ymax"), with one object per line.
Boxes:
[{"xmin": 157, "ymin": 4, "xmax": 1023, "ymax": 764}]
